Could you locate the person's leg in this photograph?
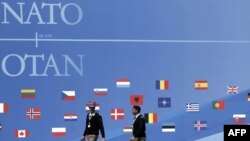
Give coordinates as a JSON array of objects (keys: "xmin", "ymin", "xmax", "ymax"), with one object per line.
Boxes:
[
  {"xmin": 138, "ymin": 137, "xmax": 146, "ymax": 141},
  {"xmin": 87, "ymin": 135, "xmax": 98, "ymax": 141}
]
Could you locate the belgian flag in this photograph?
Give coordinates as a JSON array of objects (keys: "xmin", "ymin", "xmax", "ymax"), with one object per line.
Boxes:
[{"xmin": 144, "ymin": 113, "xmax": 158, "ymax": 124}]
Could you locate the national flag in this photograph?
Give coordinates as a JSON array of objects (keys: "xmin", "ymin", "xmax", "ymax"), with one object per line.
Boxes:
[
  {"xmin": 110, "ymin": 109, "xmax": 125, "ymax": 120},
  {"xmin": 116, "ymin": 79, "xmax": 130, "ymax": 88},
  {"xmin": 0, "ymin": 103, "xmax": 8, "ymax": 113},
  {"xmin": 64, "ymin": 114, "xmax": 78, "ymax": 121},
  {"xmin": 162, "ymin": 123, "xmax": 176, "ymax": 132},
  {"xmin": 144, "ymin": 113, "xmax": 157, "ymax": 124},
  {"xmin": 194, "ymin": 120, "xmax": 207, "ymax": 131},
  {"xmin": 21, "ymin": 89, "xmax": 35, "ymax": 98},
  {"xmin": 212, "ymin": 101, "xmax": 225, "ymax": 110},
  {"xmin": 156, "ymin": 80, "xmax": 169, "ymax": 90},
  {"xmin": 227, "ymin": 86, "xmax": 239, "ymax": 94},
  {"xmin": 52, "ymin": 127, "xmax": 66, "ymax": 136},
  {"xmin": 130, "ymin": 95, "xmax": 143, "ymax": 105},
  {"xmin": 186, "ymin": 103, "xmax": 199, "ymax": 112},
  {"xmin": 61, "ymin": 91, "xmax": 75, "ymax": 101},
  {"xmin": 15, "ymin": 130, "xmax": 29, "ymax": 138},
  {"xmin": 233, "ymin": 114, "xmax": 246, "ymax": 124},
  {"xmin": 26, "ymin": 108, "xmax": 41, "ymax": 119},
  {"xmin": 248, "ymin": 93, "xmax": 250, "ymax": 101},
  {"xmin": 85, "ymin": 103, "xmax": 100, "ymax": 111},
  {"xmin": 194, "ymin": 80, "xmax": 208, "ymax": 90},
  {"xmin": 158, "ymin": 97, "xmax": 171, "ymax": 108},
  {"xmin": 123, "ymin": 126, "xmax": 132, "ymax": 133},
  {"xmin": 94, "ymin": 88, "xmax": 108, "ymax": 96},
  {"xmin": 0, "ymin": 123, "xmax": 2, "ymax": 131}
]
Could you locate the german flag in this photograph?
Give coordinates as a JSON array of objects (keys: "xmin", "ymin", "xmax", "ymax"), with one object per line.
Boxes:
[
  {"xmin": 248, "ymin": 93, "xmax": 250, "ymax": 101},
  {"xmin": 144, "ymin": 113, "xmax": 157, "ymax": 124},
  {"xmin": 194, "ymin": 80, "xmax": 208, "ymax": 90},
  {"xmin": 21, "ymin": 89, "xmax": 36, "ymax": 98},
  {"xmin": 156, "ymin": 80, "xmax": 169, "ymax": 90}
]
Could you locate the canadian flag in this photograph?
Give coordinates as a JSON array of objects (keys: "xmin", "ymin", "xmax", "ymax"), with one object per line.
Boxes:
[{"xmin": 15, "ymin": 130, "xmax": 29, "ymax": 138}]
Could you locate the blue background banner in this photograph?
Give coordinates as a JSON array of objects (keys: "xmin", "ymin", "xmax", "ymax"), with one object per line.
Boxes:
[{"xmin": 1, "ymin": 0, "xmax": 250, "ymax": 141}]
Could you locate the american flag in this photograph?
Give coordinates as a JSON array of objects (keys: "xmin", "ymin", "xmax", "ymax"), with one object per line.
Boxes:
[{"xmin": 227, "ymin": 86, "xmax": 239, "ymax": 94}]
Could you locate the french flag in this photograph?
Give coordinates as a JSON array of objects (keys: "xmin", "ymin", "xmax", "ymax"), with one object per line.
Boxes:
[
  {"xmin": 62, "ymin": 91, "xmax": 75, "ymax": 101},
  {"xmin": 52, "ymin": 127, "xmax": 66, "ymax": 136},
  {"xmin": 0, "ymin": 103, "xmax": 8, "ymax": 113}
]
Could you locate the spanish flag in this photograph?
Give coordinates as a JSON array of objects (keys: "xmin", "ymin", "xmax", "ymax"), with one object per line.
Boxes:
[
  {"xmin": 194, "ymin": 80, "xmax": 208, "ymax": 90},
  {"xmin": 144, "ymin": 113, "xmax": 157, "ymax": 124},
  {"xmin": 156, "ymin": 80, "xmax": 169, "ymax": 90}
]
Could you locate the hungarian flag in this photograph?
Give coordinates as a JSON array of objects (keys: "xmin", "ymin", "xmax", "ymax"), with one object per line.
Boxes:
[
  {"xmin": 130, "ymin": 95, "xmax": 143, "ymax": 105},
  {"xmin": 110, "ymin": 109, "xmax": 125, "ymax": 120},
  {"xmin": 15, "ymin": 130, "xmax": 29, "ymax": 138},
  {"xmin": 0, "ymin": 103, "xmax": 8, "ymax": 113},
  {"xmin": 21, "ymin": 89, "xmax": 35, "ymax": 98},
  {"xmin": 156, "ymin": 80, "xmax": 169, "ymax": 90},
  {"xmin": 26, "ymin": 108, "xmax": 41, "ymax": 119},
  {"xmin": 144, "ymin": 113, "xmax": 157, "ymax": 124},
  {"xmin": 61, "ymin": 91, "xmax": 75, "ymax": 101},
  {"xmin": 194, "ymin": 80, "xmax": 208, "ymax": 90},
  {"xmin": 123, "ymin": 126, "xmax": 132, "ymax": 133},
  {"xmin": 212, "ymin": 101, "xmax": 225, "ymax": 110},
  {"xmin": 52, "ymin": 127, "xmax": 66, "ymax": 136}
]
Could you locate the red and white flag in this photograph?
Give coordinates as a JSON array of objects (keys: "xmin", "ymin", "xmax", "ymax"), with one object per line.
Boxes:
[
  {"xmin": 26, "ymin": 108, "xmax": 41, "ymax": 119},
  {"xmin": 110, "ymin": 108, "xmax": 125, "ymax": 120},
  {"xmin": 227, "ymin": 86, "xmax": 239, "ymax": 94},
  {"xmin": 52, "ymin": 127, "xmax": 66, "ymax": 136},
  {"xmin": 15, "ymin": 130, "xmax": 29, "ymax": 138},
  {"xmin": 0, "ymin": 103, "xmax": 8, "ymax": 113}
]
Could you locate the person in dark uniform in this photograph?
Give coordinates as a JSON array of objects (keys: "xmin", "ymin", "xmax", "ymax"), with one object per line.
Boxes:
[
  {"xmin": 130, "ymin": 105, "xmax": 146, "ymax": 141},
  {"xmin": 81, "ymin": 101, "xmax": 105, "ymax": 141}
]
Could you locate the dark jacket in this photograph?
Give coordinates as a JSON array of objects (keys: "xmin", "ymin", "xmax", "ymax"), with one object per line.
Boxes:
[
  {"xmin": 133, "ymin": 114, "xmax": 146, "ymax": 138},
  {"xmin": 83, "ymin": 112, "xmax": 105, "ymax": 138}
]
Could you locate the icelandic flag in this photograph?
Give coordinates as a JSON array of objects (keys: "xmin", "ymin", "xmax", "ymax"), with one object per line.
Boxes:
[
  {"xmin": 62, "ymin": 91, "xmax": 75, "ymax": 101},
  {"xmin": 194, "ymin": 120, "xmax": 207, "ymax": 131}
]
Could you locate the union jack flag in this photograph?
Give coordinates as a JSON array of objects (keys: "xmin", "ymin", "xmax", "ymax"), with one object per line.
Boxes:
[{"xmin": 226, "ymin": 86, "xmax": 239, "ymax": 94}]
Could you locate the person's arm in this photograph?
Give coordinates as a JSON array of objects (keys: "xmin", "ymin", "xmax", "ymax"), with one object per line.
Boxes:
[
  {"xmin": 83, "ymin": 114, "xmax": 88, "ymax": 137},
  {"xmin": 98, "ymin": 115, "xmax": 105, "ymax": 138}
]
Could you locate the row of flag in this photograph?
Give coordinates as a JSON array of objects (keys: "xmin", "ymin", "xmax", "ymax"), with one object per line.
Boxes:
[{"xmin": 13, "ymin": 127, "xmax": 66, "ymax": 138}]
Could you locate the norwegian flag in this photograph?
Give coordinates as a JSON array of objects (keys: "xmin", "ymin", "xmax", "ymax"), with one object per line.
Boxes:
[
  {"xmin": 26, "ymin": 108, "xmax": 41, "ymax": 119},
  {"xmin": 227, "ymin": 86, "xmax": 239, "ymax": 94}
]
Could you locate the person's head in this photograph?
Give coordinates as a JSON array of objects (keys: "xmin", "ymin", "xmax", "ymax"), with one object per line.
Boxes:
[
  {"xmin": 88, "ymin": 100, "xmax": 96, "ymax": 113},
  {"xmin": 132, "ymin": 105, "xmax": 141, "ymax": 115}
]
